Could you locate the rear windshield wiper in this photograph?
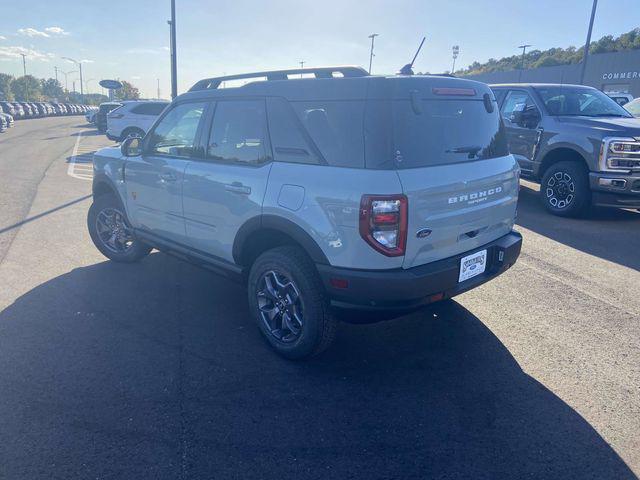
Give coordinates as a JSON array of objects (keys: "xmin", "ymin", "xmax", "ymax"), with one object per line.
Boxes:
[{"xmin": 446, "ymin": 145, "xmax": 482, "ymax": 158}]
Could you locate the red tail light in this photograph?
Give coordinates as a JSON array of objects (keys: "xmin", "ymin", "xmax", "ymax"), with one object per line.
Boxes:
[{"xmin": 359, "ymin": 194, "xmax": 408, "ymax": 257}]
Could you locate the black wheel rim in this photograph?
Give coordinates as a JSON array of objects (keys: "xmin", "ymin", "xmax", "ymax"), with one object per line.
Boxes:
[
  {"xmin": 95, "ymin": 207, "xmax": 135, "ymax": 254},
  {"xmin": 545, "ymin": 171, "xmax": 575, "ymax": 209},
  {"xmin": 256, "ymin": 270, "xmax": 303, "ymax": 343}
]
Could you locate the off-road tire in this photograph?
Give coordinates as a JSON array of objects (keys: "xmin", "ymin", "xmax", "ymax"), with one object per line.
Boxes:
[
  {"xmin": 248, "ymin": 246, "xmax": 337, "ymax": 360},
  {"xmin": 87, "ymin": 193, "xmax": 151, "ymax": 262},
  {"xmin": 540, "ymin": 161, "xmax": 591, "ymax": 217}
]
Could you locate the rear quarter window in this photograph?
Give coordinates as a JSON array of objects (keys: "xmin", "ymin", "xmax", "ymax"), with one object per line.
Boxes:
[{"xmin": 291, "ymin": 101, "xmax": 365, "ymax": 168}]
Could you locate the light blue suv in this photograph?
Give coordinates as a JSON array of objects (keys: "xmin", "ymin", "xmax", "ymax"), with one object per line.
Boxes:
[{"xmin": 88, "ymin": 66, "xmax": 522, "ymax": 358}]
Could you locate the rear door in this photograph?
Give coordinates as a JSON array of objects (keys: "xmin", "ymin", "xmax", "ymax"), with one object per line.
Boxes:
[
  {"xmin": 182, "ymin": 99, "xmax": 272, "ymax": 262},
  {"xmin": 500, "ymin": 89, "xmax": 542, "ymax": 174},
  {"xmin": 125, "ymin": 100, "xmax": 207, "ymax": 245},
  {"xmin": 376, "ymin": 90, "xmax": 519, "ymax": 269}
]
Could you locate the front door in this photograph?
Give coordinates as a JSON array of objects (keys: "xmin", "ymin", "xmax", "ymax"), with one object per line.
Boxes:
[
  {"xmin": 125, "ymin": 101, "xmax": 207, "ymax": 245},
  {"xmin": 500, "ymin": 90, "xmax": 542, "ymax": 174},
  {"xmin": 182, "ymin": 99, "xmax": 272, "ymax": 262}
]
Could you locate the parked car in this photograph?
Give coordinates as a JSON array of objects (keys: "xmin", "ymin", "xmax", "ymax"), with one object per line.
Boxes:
[
  {"xmin": 0, "ymin": 114, "xmax": 7, "ymax": 132},
  {"xmin": 88, "ymin": 66, "xmax": 522, "ymax": 358},
  {"xmin": 606, "ymin": 92, "xmax": 634, "ymax": 106},
  {"xmin": 0, "ymin": 101, "xmax": 17, "ymax": 117},
  {"xmin": 0, "ymin": 111, "xmax": 14, "ymax": 128},
  {"xmin": 96, "ymin": 102, "xmax": 122, "ymax": 133},
  {"xmin": 106, "ymin": 100, "xmax": 169, "ymax": 141},
  {"xmin": 19, "ymin": 103, "xmax": 34, "ymax": 118},
  {"xmin": 624, "ymin": 97, "xmax": 640, "ymax": 117},
  {"xmin": 86, "ymin": 108, "xmax": 98, "ymax": 124},
  {"xmin": 11, "ymin": 102, "xmax": 25, "ymax": 119},
  {"xmin": 491, "ymin": 83, "xmax": 640, "ymax": 216}
]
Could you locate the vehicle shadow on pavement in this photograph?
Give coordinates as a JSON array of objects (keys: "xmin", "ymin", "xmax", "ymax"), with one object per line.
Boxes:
[
  {"xmin": 0, "ymin": 253, "xmax": 636, "ymax": 480},
  {"xmin": 516, "ymin": 183, "xmax": 640, "ymax": 270}
]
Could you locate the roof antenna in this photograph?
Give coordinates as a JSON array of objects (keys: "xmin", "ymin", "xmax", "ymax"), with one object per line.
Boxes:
[{"xmin": 399, "ymin": 36, "xmax": 426, "ymax": 75}]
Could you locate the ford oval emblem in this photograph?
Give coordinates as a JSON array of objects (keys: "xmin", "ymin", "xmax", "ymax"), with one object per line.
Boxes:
[{"xmin": 416, "ymin": 228, "xmax": 432, "ymax": 239}]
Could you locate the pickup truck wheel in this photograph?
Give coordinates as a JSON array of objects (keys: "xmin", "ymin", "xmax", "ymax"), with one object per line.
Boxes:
[
  {"xmin": 541, "ymin": 161, "xmax": 590, "ymax": 217},
  {"xmin": 248, "ymin": 246, "xmax": 336, "ymax": 360},
  {"xmin": 87, "ymin": 193, "xmax": 151, "ymax": 262}
]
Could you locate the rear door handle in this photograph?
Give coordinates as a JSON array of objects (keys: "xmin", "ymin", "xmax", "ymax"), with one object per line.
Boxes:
[
  {"xmin": 160, "ymin": 172, "xmax": 177, "ymax": 183},
  {"xmin": 224, "ymin": 183, "xmax": 251, "ymax": 195}
]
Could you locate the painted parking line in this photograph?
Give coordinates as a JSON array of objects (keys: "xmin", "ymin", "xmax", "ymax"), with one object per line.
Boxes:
[{"xmin": 67, "ymin": 130, "xmax": 94, "ymax": 181}]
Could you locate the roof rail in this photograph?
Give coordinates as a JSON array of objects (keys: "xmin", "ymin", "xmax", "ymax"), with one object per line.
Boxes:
[{"xmin": 188, "ymin": 66, "xmax": 369, "ymax": 91}]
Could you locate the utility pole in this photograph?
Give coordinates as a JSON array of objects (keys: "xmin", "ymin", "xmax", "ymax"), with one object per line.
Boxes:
[
  {"xmin": 451, "ymin": 45, "xmax": 460, "ymax": 74},
  {"xmin": 368, "ymin": 33, "xmax": 379, "ymax": 74},
  {"xmin": 299, "ymin": 60, "xmax": 305, "ymax": 78},
  {"xmin": 169, "ymin": 0, "xmax": 178, "ymax": 98},
  {"xmin": 19, "ymin": 53, "xmax": 28, "ymax": 100},
  {"xmin": 517, "ymin": 44, "xmax": 532, "ymax": 82},
  {"xmin": 20, "ymin": 53, "xmax": 27, "ymax": 76},
  {"xmin": 62, "ymin": 57, "xmax": 84, "ymax": 102},
  {"xmin": 580, "ymin": 0, "xmax": 598, "ymax": 85},
  {"xmin": 54, "ymin": 66, "xmax": 59, "ymax": 83},
  {"xmin": 157, "ymin": 78, "xmax": 161, "ymax": 99}
]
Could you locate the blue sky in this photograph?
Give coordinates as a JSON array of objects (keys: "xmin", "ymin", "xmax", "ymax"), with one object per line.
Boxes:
[{"xmin": 1, "ymin": 0, "xmax": 639, "ymax": 98}]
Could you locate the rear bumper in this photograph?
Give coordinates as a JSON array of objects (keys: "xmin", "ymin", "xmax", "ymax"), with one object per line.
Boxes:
[
  {"xmin": 317, "ymin": 231, "xmax": 522, "ymax": 313},
  {"xmin": 590, "ymin": 172, "xmax": 640, "ymax": 208}
]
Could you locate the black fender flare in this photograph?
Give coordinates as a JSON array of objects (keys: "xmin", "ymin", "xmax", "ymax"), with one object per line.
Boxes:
[{"xmin": 232, "ymin": 214, "xmax": 329, "ymax": 266}]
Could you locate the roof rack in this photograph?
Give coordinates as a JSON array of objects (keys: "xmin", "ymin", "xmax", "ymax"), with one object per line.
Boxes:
[{"xmin": 189, "ymin": 66, "xmax": 369, "ymax": 91}]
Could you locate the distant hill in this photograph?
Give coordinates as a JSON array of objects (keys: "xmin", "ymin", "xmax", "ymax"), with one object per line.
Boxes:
[{"xmin": 457, "ymin": 28, "xmax": 640, "ymax": 76}]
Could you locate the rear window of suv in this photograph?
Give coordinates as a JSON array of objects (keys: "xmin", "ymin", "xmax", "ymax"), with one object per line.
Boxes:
[
  {"xmin": 131, "ymin": 102, "xmax": 168, "ymax": 115},
  {"xmin": 365, "ymin": 98, "xmax": 508, "ymax": 169}
]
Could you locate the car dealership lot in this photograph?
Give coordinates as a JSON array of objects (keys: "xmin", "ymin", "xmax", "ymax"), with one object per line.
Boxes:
[{"xmin": 0, "ymin": 117, "xmax": 639, "ymax": 479}]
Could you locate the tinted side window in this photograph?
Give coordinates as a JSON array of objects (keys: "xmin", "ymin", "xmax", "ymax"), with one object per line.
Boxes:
[
  {"xmin": 147, "ymin": 102, "xmax": 205, "ymax": 157},
  {"xmin": 267, "ymin": 97, "xmax": 321, "ymax": 165},
  {"xmin": 207, "ymin": 100, "xmax": 270, "ymax": 165},
  {"xmin": 291, "ymin": 101, "xmax": 365, "ymax": 168},
  {"xmin": 131, "ymin": 103, "xmax": 168, "ymax": 115}
]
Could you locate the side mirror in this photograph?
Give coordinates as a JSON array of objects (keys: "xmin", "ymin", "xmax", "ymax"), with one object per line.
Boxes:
[
  {"xmin": 121, "ymin": 136, "xmax": 142, "ymax": 157},
  {"xmin": 512, "ymin": 108, "xmax": 540, "ymax": 128}
]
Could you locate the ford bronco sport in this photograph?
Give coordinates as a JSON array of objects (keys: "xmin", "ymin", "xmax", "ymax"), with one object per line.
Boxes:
[
  {"xmin": 491, "ymin": 83, "xmax": 640, "ymax": 216},
  {"xmin": 88, "ymin": 66, "xmax": 522, "ymax": 359}
]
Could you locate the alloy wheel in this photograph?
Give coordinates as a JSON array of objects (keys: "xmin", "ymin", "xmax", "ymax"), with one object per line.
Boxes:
[
  {"xmin": 95, "ymin": 207, "xmax": 135, "ymax": 254},
  {"xmin": 256, "ymin": 270, "xmax": 304, "ymax": 343},
  {"xmin": 546, "ymin": 171, "xmax": 575, "ymax": 209}
]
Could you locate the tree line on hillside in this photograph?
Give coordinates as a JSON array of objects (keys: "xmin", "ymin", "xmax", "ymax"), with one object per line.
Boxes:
[
  {"xmin": 0, "ymin": 73, "xmax": 140, "ymax": 105},
  {"xmin": 457, "ymin": 27, "xmax": 640, "ymax": 76}
]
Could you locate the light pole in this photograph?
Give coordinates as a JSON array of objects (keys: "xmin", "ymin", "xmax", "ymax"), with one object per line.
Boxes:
[
  {"xmin": 19, "ymin": 53, "xmax": 27, "ymax": 76},
  {"xmin": 451, "ymin": 45, "xmax": 460, "ymax": 74},
  {"xmin": 299, "ymin": 60, "xmax": 305, "ymax": 78},
  {"xmin": 62, "ymin": 56, "xmax": 84, "ymax": 102},
  {"xmin": 517, "ymin": 44, "xmax": 532, "ymax": 82},
  {"xmin": 168, "ymin": 0, "xmax": 177, "ymax": 99},
  {"xmin": 580, "ymin": 0, "xmax": 598, "ymax": 85},
  {"xmin": 368, "ymin": 33, "xmax": 379, "ymax": 74},
  {"xmin": 54, "ymin": 66, "xmax": 59, "ymax": 83},
  {"xmin": 61, "ymin": 70, "xmax": 77, "ymax": 93}
]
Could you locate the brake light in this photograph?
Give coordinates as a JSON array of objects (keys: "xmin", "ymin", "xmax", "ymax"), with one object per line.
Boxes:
[
  {"xmin": 359, "ymin": 195, "xmax": 408, "ymax": 257},
  {"xmin": 432, "ymin": 87, "xmax": 476, "ymax": 96}
]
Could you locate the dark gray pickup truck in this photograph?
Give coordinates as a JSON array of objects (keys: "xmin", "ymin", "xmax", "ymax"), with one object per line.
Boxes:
[{"xmin": 490, "ymin": 83, "xmax": 640, "ymax": 216}]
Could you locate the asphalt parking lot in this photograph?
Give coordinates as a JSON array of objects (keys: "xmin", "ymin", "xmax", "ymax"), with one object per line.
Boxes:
[{"xmin": 0, "ymin": 116, "xmax": 639, "ymax": 479}]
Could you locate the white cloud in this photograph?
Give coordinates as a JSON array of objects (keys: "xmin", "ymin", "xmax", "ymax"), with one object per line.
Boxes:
[
  {"xmin": 0, "ymin": 45, "xmax": 55, "ymax": 61},
  {"xmin": 17, "ymin": 28, "xmax": 50, "ymax": 38},
  {"xmin": 80, "ymin": 59, "xmax": 94, "ymax": 64},
  {"xmin": 0, "ymin": 36, "xmax": 6, "ymax": 41},
  {"xmin": 131, "ymin": 76, "xmax": 142, "ymax": 80},
  {"xmin": 44, "ymin": 26, "xmax": 70, "ymax": 36}
]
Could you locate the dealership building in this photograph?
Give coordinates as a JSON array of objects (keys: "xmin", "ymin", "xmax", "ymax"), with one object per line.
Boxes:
[{"xmin": 464, "ymin": 49, "xmax": 640, "ymax": 97}]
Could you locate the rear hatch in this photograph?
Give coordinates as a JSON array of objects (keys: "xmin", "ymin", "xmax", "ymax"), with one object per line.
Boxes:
[{"xmin": 365, "ymin": 76, "xmax": 519, "ymax": 269}]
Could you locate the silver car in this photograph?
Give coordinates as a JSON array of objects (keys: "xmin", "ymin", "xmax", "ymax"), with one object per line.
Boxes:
[{"xmin": 88, "ymin": 66, "xmax": 522, "ymax": 359}]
